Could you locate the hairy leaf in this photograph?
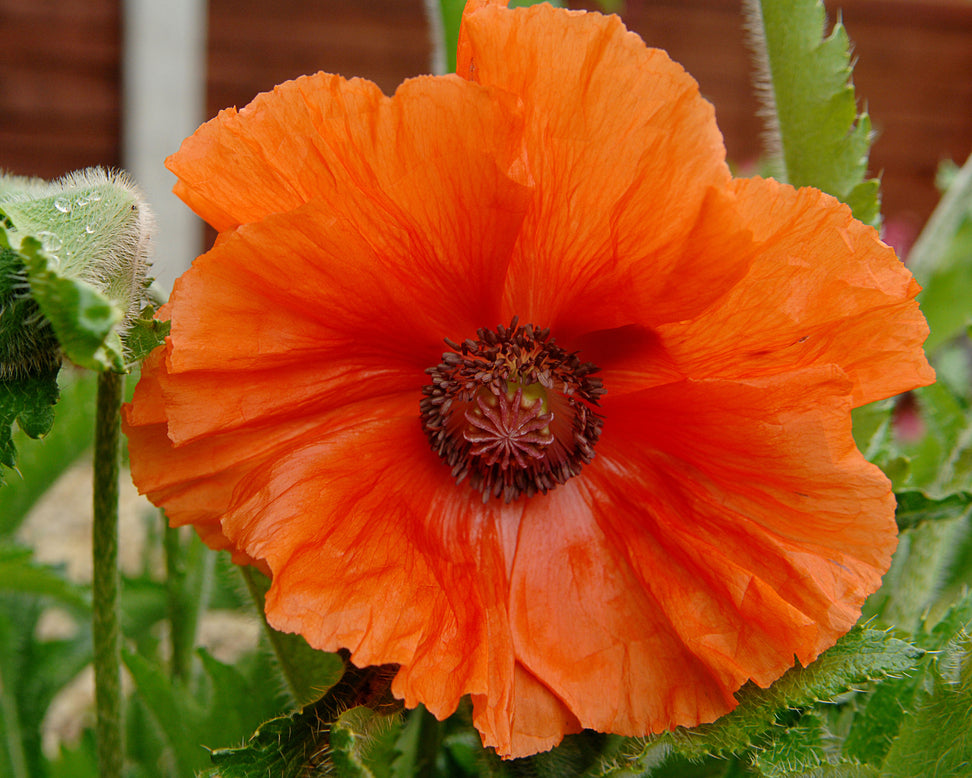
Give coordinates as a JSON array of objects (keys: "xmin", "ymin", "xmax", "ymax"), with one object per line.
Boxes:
[
  {"xmin": 743, "ymin": 0, "xmax": 879, "ymax": 224},
  {"xmin": 664, "ymin": 628, "xmax": 922, "ymax": 761},
  {"xmin": 205, "ymin": 664, "xmax": 402, "ymax": 778},
  {"xmin": 752, "ymin": 712, "xmax": 828, "ymax": 777},
  {"xmin": 0, "ymin": 367, "xmax": 59, "ymax": 486},
  {"xmin": 881, "ymin": 641, "xmax": 972, "ymax": 778},
  {"xmin": 0, "ymin": 371, "xmax": 94, "ymax": 535}
]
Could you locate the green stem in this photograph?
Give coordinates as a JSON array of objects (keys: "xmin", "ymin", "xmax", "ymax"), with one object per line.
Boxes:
[
  {"xmin": 0, "ymin": 662, "xmax": 28, "ymax": 778},
  {"xmin": 240, "ymin": 565, "xmax": 306, "ymax": 703},
  {"xmin": 164, "ymin": 521, "xmax": 217, "ymax": 681},
  {"xmin": 92, "ymin": 370, "xmax": 123, "ymax": 778},
  {"xmin": 906, "ymin": 150, "xmax": 972, "ymax": 287}
]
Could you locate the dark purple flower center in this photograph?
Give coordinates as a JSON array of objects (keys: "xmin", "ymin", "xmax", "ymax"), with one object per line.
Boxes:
[{"xmin": 421, "ymin": 318, "xmax": 604, "ymax": 503}]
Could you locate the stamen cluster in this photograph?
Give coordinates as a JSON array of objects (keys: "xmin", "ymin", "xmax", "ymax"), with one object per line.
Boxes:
[{"xmin": 421, "ymin": 318, "xmax": 604, "ymax": 502}]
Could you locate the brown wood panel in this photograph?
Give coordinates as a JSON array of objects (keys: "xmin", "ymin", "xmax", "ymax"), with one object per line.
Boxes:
[
  {"xmin": 0, "ymin": 0, "xmax": 121, "ymax": 180},
  {"xmin": 206, "ymin": 0, "xmax": 431, "ymax": 117},
  {"xmin": 0, "ymin": 0, "xmax": 968, "ymax": 233}
]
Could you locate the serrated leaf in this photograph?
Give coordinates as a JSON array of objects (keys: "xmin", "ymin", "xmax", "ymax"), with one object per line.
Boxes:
[
  {"xmin": 204, "ymin": 664, "xmax": 402, "ymax": 778},
  {"xmin": 895, "ymin": 490, "xmax": 972, "ymax": 532},
  {"xmin": 752, "ymin": 712, "xmax": 827, "ymax": 778},
  {"xmin": 124, "ymin": 306, "xmax": 170, "ymax": 364},
  {"xmin": 0, "ymin": 371, "xmax": 94, "ymax": 534},
  {"xmin": 744, "ymin": 0, "xmax": 880, "ymax": 224},
  {"xmin": 330, "ymin": 705, "xmax": 402, "ymax": 778},
  {"xmin": 664, "ymin": 628, "xmax": 923, "ymax": 761},
  {"xmin": 0, "ymin": 366, "xmax": 60, "ymax": 486},
  {"xmin": 881, "ymin": 641, "xmax": 972, "ymax": 778},
  {"xmin": 124, "ymin": 646, "xmax": 286, "ymax": 777},
  {"xmin": 0, "ymin": 544, "xmax": 90, "ymax": 611},
  {"xmin": 845, "ymin": 591, "xmax": 972, "ymax": 767}
]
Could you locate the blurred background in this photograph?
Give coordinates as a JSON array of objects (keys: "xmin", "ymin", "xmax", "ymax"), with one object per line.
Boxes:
[{"xmin": 1, "ymin": 0, "xmax": 970, "ymax": 291}]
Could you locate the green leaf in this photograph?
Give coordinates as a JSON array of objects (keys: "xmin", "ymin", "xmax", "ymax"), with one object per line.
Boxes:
[
  {"xmin": 0, "ymin": 168, "xmax": 153, "ymax": 376},
  {"xmin": 0, "ymin": 168, "xmax": 151, "ymax": 320},
  {"xmin": 915, "ymin": 217, "xmax": 972, "ymax": 355},
  {"xmin": 205, "ymin": 664, "xmax": 402, "ymax": 778},
  {"xmin": 894, "ymin": 490, "xmax": 972, "ymax": 532},
  {"xmin": 0, "ymin": 544, "xmax": 90, "ymax": 612},
  {"xmin": 123, "ymin": 646, "xmax": 287, "ymax": 776},
  {"xmin": 743, "ymin": 0, "xmax": 880, "ymax": 224},
  {"xmin": 799, "ymin": 765, "xmax": 883, "ymax": 778},
  {"xmin": 19, "ymin": 236, "xmax": 125, "ymax": 373},
  {"xmin": 844, "ymin": 591, "xmax": 972, "ymax": 767},
  {"xmin": 908, "ymin": 151, "xmax": 972, "ymax": 289},
  {"xmin": 663, "ymin": 628, "xmax": 922, "ymax": 761},
  {"xmin": 752, "ymin": 712, "xmax": 827, "ymax": 778},
  {"xmin": 330, "ymin": 705, "xmax": 403, "ymax": 778},
  {"xmin": 124, "ymin": 306, "xmax": 169, "ymax": 364},
  {"xmin": 907, "ymin": 382, "xmax": 971, "ymax": 493},
  {"xmin": 0, "ymin": 593, "xmax": 93, "ymax": 778},
  {"xmin": 0, "ymin": 366, "xmax": 59, "ymax": 485},
  {"xmin": 881, "ymin": 640, "xmax": 972, "ymax": 778},
  {"xmin": 241, "ymin": 567, "xmax": 346, "ymax": 707},
  {"xmin": 0, "ymin": 370, "xmax": 95, "ymax": 535}
]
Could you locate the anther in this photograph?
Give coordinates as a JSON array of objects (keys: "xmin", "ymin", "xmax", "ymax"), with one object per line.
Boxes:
[{"xmin": 420, "ymin": 319, "xmax": 604, "ymax": 502}]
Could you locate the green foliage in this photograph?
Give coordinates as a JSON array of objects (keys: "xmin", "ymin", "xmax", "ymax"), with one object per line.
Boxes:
[
  {"xmin": 18, "ymin": 236, "xmax": 126, "ymax": 373},
  {"xmin": 0, "ymin": 370, "xmax": 95, "ymax": 534},
  {"xmin": 743, "ymin": 0, "xmax": 880, "ymax": 225},
  {"xmin": 203, "ymin": 664, "xmax": 402, "ymax": 778},
  {"xmin": 125, "ymin": 306, "xmax": 170, "ymax": 365},
  {"xmin": 880, "ymin": 640, "xmax": 972, "ymax": 778},
  {"xmin": 240, "ymin": 567, "xmax": 347, "ymax": 707},
  {"xmin": 603, "ymin": 628, "xmax": 922, "ymax": 777},
  {"xmin": 894, "ymin": 490, "xmax": 972, "ymax": 532},
  {"xmin": 124, "ymin": 647, "xmax": 287, "ymax": 777},
  {"xmin": 0, "ymin": 366, "xmax": 59, "ymax": 486}
]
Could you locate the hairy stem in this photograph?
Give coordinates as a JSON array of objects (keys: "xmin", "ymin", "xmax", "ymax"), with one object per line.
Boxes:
[
  {"xmin": 92, "ymin": 370, "xmax": 124, "ymax": 778},
  {"xmin": 240, "ymin": 565, "xmax": 306, "ymax": 703}
]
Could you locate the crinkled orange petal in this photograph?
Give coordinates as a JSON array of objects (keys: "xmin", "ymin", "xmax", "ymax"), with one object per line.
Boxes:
[
  {"xmin": 658, "ymin": 178, "xmax": 935, "ymax": 406},
  {"xmin": 211, "ymin": 395, "xmax": 512, "ymax": 716},
  {"xmin": 123, "ymin": 0, "xmax": 939, "ymax": 763},
  {"xmin": 167, "ymin": 72, "xmax": 529, "ymax": 234},
  {"xmin": 459, "ymin": 3, "xmax": 744, "ymax": 333},
  {"xmin": 509, "ymin": 366, "xmax": 896, "ymax": 737}
]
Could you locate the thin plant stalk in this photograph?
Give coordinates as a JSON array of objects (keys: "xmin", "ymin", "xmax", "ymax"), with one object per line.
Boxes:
[
  {"xmin": 92, "ymin": 370, "xmax": 124, "ymax": 778},
  {"xmin": 240, "ymin": 565, "xmax": 306, "ymax": 703},
  {"xmin": 164, "ymin": 520, "xmax": 217, "ymax": 681}
]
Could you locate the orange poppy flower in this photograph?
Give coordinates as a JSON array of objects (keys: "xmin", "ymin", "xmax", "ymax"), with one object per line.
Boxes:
[{"xmin": 123, "ymin": 0, "xmax": 934, "ymax": 758}]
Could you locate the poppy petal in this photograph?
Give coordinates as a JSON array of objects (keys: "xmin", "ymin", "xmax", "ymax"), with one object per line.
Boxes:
[
  {"xmin": 658, "ymin": 178, "xmax": 935, "ymax": 405},
  {"xmin": 212, "ymin": 395, "xmax": 515, "ymax": 718},
  {"xmin": 167, "ymin": 72, "xmax": 531, "ymax": 252},
  {"xmin": 159, "ymin": 130, "xmax": 531, "ymax": 444},
  {"xmin": 459, "ymin": 3, "xmax": 745, "ymax": 333},
  {"xmin": 509, "ymin": 366, "xmax": 895, "ymax": 735}
]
